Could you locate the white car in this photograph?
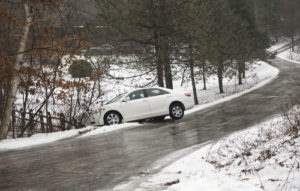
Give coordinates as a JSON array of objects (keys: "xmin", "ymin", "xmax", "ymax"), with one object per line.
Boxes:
[{"xmin": 91, "ymin": 87, "xmax": 194, "ymax": 125}]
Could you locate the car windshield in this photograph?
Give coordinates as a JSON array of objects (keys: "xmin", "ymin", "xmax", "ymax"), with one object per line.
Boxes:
[{"xmin": 106, "ymin": 93, "xmax": 126, "ymax": 104}]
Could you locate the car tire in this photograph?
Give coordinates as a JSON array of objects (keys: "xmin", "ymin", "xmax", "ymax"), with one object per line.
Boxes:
[
  {"xmin": 169, "ymin": 103, "xmax": 184, "ymax": 120},
  {"xmin": 104, "ymin": 111, "xmax": 122, "ymax": 125}
]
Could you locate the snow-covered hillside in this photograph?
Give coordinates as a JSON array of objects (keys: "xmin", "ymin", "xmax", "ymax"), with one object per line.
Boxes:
[{"xmin": 135, "ymin": 106, "xmax": 300, "ymax": 191}]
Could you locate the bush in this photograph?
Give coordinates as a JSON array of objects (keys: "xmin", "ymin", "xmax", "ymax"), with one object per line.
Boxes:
[{"xmin": 69, "ymin": 60, "xmax": 93, "ymax": 78}]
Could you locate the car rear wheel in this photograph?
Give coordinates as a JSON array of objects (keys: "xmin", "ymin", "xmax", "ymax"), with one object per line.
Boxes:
[
  {"xmin": 169, "ymin": 103, "xmax": 184, "ymax": 120},
  {"xmin": 104, "ymin": 111, "xmax": 122, "ymax": 125}
]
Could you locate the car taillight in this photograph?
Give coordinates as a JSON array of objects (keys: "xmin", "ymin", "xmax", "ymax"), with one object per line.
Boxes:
[{"xmin": 184, "ymin": 92, "xmax": 192, "ymax": 97}]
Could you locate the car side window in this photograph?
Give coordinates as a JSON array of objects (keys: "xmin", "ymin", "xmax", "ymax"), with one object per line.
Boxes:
[
  {"xmin": 146, "ymin": 88, "xmax": 169, "ymax": 97},
  {"xmin": 128, "ymin": 90, "xmax": 146, "ymax": 101}
]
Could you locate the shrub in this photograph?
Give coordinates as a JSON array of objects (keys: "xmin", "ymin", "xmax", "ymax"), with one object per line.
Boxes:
[{"xmin": 69, "ymin": 60, "xmax": 93, "ymax": 78}]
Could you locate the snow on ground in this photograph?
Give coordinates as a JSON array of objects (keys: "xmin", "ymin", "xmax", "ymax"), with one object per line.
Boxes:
[
  {"xmin": 70, "ymin": 55, "xmax": 278, "ymax": 105},
  {"xmin": 0, "ymin": 123, "xmax": 142, "ymax": 151},
  {"xmin": 81, "ymin": 123, "xmax": 141, "ymax": 137},
  {"xmin": 267, "ymin": 38, "xmax": 292, "ymax": 53},
  {"xmin": 0, "ymin": 61, "xmax": 279, "ymax": 151},
  {"xmin": 185, "ymin": 61, "xmax": 279, "ymax": 115},
  {"xmin": 134, "ymin": 107, "xmax": 300, "ymax": 191},
  {"xmin": 268, "ymin": 38, "xmax": 300, "ymax": 64},
  {"xmin": 278, "ymin": 49, "xmax": 300, "ymax": 64},
  {"xmin": 0, "ymin": 126, "xmax": 96, "ymax": 151},
  {"xmin": 82, "ymin": 61, "xmax": 279, "ymax": 137}
]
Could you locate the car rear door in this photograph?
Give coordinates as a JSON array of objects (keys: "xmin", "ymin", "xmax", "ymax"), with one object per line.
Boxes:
[
  {"xmin": 120, "ymin": 89, "xmax": 151, "ymax": 121},
  {"xmin": 145, "ymin": 88, "xmax": 171, "ymax": 116}
]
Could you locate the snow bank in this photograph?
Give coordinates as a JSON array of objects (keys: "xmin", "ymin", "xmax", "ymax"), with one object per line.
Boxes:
[
  {"xmin": 277, "ymin": 49, "xmax": 300, "ymax": 65},
  {"xmin": 81, "ymin": 123, "xmax": 141, "ymax": 137},
  {"xmin": 268, "ymin": 38, "xmax": 300, "ymax": 64},
  {"xmin": 185, "ymin": 61, "xmax": 279, "ymax": 115},
  {"xmin": 267, "ymin": 40, "xmax": 290, "ymax": 53},
  {"xmin": 0, "ymin": 127, "xmax": 93, "ymax": 151},
  {"xmin": 136, "ymin": 107, "xmax": 300, "ymax": 191},
  {"xmin": 0, "ymin": 123, "xmax": 143, "ymax": 151}
]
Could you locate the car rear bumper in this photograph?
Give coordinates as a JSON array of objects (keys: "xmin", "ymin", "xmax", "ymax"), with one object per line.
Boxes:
[{"xmin": 182, "ymin": 98, "xmax": 195, "ymax": 110}]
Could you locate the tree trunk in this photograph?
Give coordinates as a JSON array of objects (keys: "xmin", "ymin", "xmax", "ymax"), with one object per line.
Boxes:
[
  {"xmin": 164, "ymin": 59, "xmax": 173, "ymax": 89},
  {"xmin": 217, "ymin": 62, "xmax": 224, "ymax": 94},
  {"xmin": 180, "ymin": 67, "xmax": 187, "ymax": 86},
  {"xmin": 157, "ymin": 0, "xmax": 173, "ymax": 89},
  {"xmin": 76, "ymin": 79, "xmax": 81, "ymax": 106},
  {"xmin": 0, "ymin": 3, "xmax": 32, "ymax": 139},
  {"xmin": 242, "ymin": 61, "xmax": 246, "ymax": 79},
  {"xmin": 11, "ymin": 107, "xmax": 16, "ymax": 138},
  {"xmin": 47, "ymin": 112, "xmax": 53, "ymax": 133},
  {"xmin": 156, "ymin": 56, "xmax": 164, "ymax": 87},
  {"xmin": 154, "ymin": 34, "xmax": 164, "ymax": 87},
  {"xmin": 156, "ymin": 35, "xmax": 173, "ymax": 88},
  {"xmin": 39, "ymin": 111, "xmax": 45, "ymax": 133},
  {"xmin": 238, "ymin": 61, "xmax": 243, "ymax": 85},
  {"xmin": 291, "ymin": 35, "xmax": 295, "ymax": 52},
  {"xmin": 202, "ymin": 62, "xmax": 207, "ymax": 90},
  {"xmin": 188, "ymin": 41, "xmax": 199, "ymax": 105},
  {"xmin": 162, "ymin": 39, "xmax": 173, "ymax": 89}
]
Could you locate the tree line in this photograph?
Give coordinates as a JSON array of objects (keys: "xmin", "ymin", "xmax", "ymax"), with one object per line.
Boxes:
[
  {"xmin": 253, "ymin": 0, "xmax": 300, "ymax": 50},
  {"xmin": 95, "ymin": 0, "xmax": 269, "ymax": 101}
]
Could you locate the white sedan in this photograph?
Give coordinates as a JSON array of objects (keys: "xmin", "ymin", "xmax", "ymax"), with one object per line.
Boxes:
[{"xmin": 91, "ymin": 87, "xmax": 194, "ymax": 125}]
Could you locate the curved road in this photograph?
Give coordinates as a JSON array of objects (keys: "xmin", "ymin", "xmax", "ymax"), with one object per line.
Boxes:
[{"xmin": 1, "ymin": 58, "xmax": 300, "ymax": 191}]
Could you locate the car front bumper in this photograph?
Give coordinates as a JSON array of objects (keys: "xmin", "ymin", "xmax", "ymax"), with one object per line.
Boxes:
[{"xmin": 87, "ymin": 112, "xmax": 105, "ymax": 126}]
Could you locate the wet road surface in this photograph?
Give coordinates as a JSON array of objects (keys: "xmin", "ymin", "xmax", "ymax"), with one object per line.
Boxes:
[{"xmin": 0, "ymin": 58, "xmax": 300, "ymax": 191}]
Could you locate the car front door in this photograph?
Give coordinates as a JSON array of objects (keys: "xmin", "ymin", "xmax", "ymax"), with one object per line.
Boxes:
[
  {"xmin": 145, "ymin": 88, "xmax": 171, "ymax": 116},
  {"xmin": 121, "ymin": 89, "xmax": 151, "ymax": 121}
]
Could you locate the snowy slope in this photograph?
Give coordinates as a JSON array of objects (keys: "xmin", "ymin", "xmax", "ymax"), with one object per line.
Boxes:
[
  {"xmin": 133, "ymin": 107, "xmax": 300, "ymax": 191},
  {"xmin": 278, "ymin": 49, "xmax": 300, "ymax": 64}
]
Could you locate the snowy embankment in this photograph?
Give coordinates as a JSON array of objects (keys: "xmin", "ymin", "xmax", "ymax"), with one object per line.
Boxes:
[
  {"xmin": 271, "ymin": 38, "xmax": 300, "ymax": 64},
  {"xmin": 0, "ymin": 124, "xmax": 142, "ymax": 151},
  {"xmin": 278, "ymin": 50, "xmax": 300, "ymax": 65},
  {"xmin": 0, "ymin": 127, "xmax": 94, "ymax": 151},
  {"xmin": 0, "ymin": 61, "xmax": 279, "ymax": 151},
  {"xmin": 186, "ymin": 61, "xmax": 278, "ymax": 115},
  {"xmin": 136, "ymin": 106, "xmax": 300, "ymax": 191}
]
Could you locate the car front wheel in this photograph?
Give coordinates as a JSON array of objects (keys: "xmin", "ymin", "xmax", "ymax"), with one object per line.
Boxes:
[
  {"xmin": 104, "ymin": 111, "xmax": 122, "ymax": 125},
  {"xmin": 169, "ymin": 103, "xmax": 184, "ymax": 120}
]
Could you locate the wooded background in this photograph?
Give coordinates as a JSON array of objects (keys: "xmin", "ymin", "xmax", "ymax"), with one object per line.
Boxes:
[{"xmin": 0, "ymin": 0, "xmax": 299, "ymax": 139}]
